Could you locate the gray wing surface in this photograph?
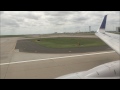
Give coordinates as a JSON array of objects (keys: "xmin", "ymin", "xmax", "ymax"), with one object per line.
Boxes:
[{"xmin": 95, "ymin": 32, "xmax": 120, "ymax": 55}]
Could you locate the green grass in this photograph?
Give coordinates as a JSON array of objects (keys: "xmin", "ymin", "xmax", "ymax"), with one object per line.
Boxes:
[{"xmin": 32, "ymin": 37, "xmax": 107, "ymax": 48}]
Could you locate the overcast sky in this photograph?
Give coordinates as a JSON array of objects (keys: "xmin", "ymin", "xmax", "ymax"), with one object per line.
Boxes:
[{"xmin": 0, "ymin": 11, "xmax": 119, "ymax": 35}]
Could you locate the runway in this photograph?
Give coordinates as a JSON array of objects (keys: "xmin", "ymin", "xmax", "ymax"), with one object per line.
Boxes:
[{"xmin": 0, "ymin": 37, "xmax": 119, "ymax": 79}]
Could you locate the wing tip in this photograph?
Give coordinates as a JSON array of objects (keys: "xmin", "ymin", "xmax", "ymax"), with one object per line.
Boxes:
[{"xmin": 97, "ymin": 15, "xmax": 108, "ymax": 33}]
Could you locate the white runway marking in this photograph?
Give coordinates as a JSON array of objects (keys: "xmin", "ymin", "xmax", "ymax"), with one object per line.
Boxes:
[{"xmin": 0, "ymin": 51, "xmax": 115, "ymax": 66}]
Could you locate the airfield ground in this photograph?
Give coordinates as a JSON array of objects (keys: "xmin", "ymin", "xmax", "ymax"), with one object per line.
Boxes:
[{"xmin": 0, "ymin": 34, "xmax": 119, "ymax": 79}]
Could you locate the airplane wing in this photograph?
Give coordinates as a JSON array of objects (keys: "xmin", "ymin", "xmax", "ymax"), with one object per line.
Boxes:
[
  {"xmin": 95, "ymin": 15, "xmax": 120, "ymax": 55},
  {"xmin": 56, "ymin": 15, "xmax": 120, "ymax": 79}
]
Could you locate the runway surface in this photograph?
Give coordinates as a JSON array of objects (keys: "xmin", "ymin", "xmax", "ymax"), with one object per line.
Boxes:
[{"xmin": 0, "ymin": 37, "xmax": 119, "ymax": 79}]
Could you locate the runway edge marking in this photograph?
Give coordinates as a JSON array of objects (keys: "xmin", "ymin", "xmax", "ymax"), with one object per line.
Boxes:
[{"xmin": 0, "ymin": 51, "xmax": 115, "ymax": 66}]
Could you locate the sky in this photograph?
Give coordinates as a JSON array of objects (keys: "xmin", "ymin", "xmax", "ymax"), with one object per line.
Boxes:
[{"xmin": 0, "ymin": 11, "xmax": 119, "ymax": 35}]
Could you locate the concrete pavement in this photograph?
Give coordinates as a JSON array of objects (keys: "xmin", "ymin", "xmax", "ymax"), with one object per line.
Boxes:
[{"xmin": 0, "ymin": 37, "xmax": 119, "ymax": 79}]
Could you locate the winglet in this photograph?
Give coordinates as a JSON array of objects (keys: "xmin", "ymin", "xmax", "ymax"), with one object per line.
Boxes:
[{"xmin": 97, "ymin": 15, "xmax": 107, "ymax": 33}]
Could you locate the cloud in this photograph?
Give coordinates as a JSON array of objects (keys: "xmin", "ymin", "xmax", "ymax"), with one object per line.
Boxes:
[
  {"xmin": 0, "ymin": 11, "xmax": 119, "ymax": 35},
  {"xmin": 22, "ymin": 12, "xmax": 40, "ymax": 20},
  {"xmin": 44, "ymin": 11, "xmax": 75, "ymax": 16},
  {"xmin": 1, "ymin": 17, "xmax": 19, "ymax": 27},
  {"xmin": 0, "ymin": 11, "xmax": 4, "ymax": 15}
]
